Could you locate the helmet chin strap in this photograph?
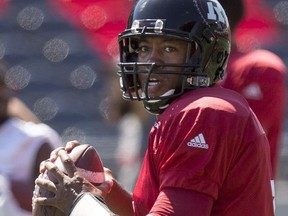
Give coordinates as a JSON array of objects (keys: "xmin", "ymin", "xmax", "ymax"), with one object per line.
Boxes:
[
  {"xmin": 142, "ymin": 89, "xmax": 175, "ymax": 102},
  {"xmin": 142, "ymin": 89, "xmax": 176, "ymax": 115}
]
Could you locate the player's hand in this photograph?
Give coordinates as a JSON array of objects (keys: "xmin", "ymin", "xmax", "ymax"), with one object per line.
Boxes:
[
  {"xmin": 34, "ymin": 149, "xmax": 108, "ymax": 214},
  {"xmin": 97, "ymin": 167, "xmax": 115, "ymax": 195},
  {"xmin": 39, "ymin": 140, "xmax": 80, "ymax": 173}
]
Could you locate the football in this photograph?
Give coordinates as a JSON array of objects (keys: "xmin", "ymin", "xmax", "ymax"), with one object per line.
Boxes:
[{"xmin": 32, "ymin": 144, "xmax": 105, "ymax": 216}]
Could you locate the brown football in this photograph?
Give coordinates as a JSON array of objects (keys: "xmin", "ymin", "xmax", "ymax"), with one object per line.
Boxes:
[{"xmin": 32, "ymin": 144, "xmax": 105, "ymax": 216}]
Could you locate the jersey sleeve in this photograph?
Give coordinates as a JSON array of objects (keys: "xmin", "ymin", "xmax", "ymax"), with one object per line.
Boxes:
[{"xmin": 149, "ymin": 188, "xmax": 213, "ymax": 216}]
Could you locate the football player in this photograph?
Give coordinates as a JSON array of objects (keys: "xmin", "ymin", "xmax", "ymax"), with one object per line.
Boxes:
[
  {"xmin": 219, "ymin": 0, "xmax": 287, "ymax": 179},
  {"xmin": 34, "ymin": 0, "xmax": 275, "ymax": 215},
  {"xmin": 0, "ymin": 59, "xmax": 61, "ymax": 215}
]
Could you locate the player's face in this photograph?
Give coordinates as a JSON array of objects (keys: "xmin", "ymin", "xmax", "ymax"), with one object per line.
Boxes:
[{"xmin": 136, "ymin": 37, "xmax": 188, "ymax": 98}]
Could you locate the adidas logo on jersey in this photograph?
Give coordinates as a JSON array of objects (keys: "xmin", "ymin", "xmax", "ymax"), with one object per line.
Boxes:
[{"xmin": 187, "ymin": 133, "xmax": 209, "ymax": 149}]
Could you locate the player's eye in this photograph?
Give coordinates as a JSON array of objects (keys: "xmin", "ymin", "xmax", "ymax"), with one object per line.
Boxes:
[
  {"xmin": 135, "ymin": 46, "xmax": 149, "ymax": 54},
  {"xmin": 164, "ymin": 47, "xmax": 176, "ymax": 53}
]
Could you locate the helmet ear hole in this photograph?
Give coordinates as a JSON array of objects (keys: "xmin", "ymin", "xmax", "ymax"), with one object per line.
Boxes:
[
  {"xmin": 215, "ymin": 68, "xmax": 225, "ymax": 81},
  {"xmin": 214, "ymin": 51, "xmax": 229, "ymax": 81}
]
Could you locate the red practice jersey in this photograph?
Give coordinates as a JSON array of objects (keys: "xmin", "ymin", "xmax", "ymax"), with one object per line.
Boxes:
[
  {"xmin": 133, "ymin": 87, "xmax": 274, "ymax": 215},
  {"xmin": 221, "ymin": 49, "xmax": 287, "ymax": 178}
]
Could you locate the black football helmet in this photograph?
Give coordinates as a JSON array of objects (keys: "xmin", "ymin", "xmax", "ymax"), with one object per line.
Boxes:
[{"xmin": 118, "ymin": 0, "xmax": 231, "ymax": 114}]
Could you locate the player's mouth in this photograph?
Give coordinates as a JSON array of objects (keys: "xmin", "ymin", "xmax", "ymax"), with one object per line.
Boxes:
[
  {"xmin": 143, "ymin": 77, "xmax": 163, "ymax": 96},
  {"xmin": 148, "ymin": 78, "xmax": 160, "ymax": 86}
]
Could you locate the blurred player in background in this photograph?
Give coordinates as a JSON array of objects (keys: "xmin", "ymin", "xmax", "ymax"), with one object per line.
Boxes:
[
  {"xmin": 0, "ymin": 59, "xmax": 62, "ymax": 215},
  {"xmin": 219, "ymin": 0, "xmax": 287, "ymax": 179},
  {"xmin": 8, "ymin": 97, "xmax": 41, "ymax": 124},
  {"xmin": 34, "ymin": 0, "xmax": 275, "ymax": 215},
  {"xmin": 105, "ymin": 74, "xmax": 152, "ymax": 192}
]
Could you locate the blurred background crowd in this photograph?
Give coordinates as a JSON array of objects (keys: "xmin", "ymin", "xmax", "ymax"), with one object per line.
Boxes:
[{"xmin": 0, "ymin": 0, "xmax": 287, "ymax": 215}]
